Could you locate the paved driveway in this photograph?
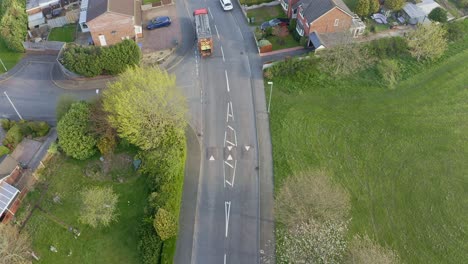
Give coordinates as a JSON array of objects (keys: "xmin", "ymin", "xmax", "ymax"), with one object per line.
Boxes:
[{"xmin": 141, "ymin": 5, "xmax": 182, "ymax": 53}]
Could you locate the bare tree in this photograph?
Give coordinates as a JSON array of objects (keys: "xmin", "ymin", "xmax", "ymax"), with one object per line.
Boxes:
[
  {"xmin": 79, "ymin": 186, "xmax": 119, "ymax": 228},
  {"xmin": 0, "ymin": 224, "xmax": 32, "ymax": 264}
]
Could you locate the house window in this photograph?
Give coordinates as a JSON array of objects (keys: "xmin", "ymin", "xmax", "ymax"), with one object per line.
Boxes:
[
  {"xmin": 296, "ymin": 23, "xmax": 304, "ymax": 36},
  {"xmin": 334, "ymin": 19, "xmax": 339, "ymax": 26},
  {"xmin": 299, "ymin": 10, "xmax": 304, "ymax": 18},
  {"xmin": 111, "ymin": 30, "xmax": 116, "ymax": 35}
]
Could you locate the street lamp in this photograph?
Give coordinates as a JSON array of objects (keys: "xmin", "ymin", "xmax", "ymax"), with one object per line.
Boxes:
[{"xmin": 267, "ymin": 81, "xmax": 273, "ymax": 114}]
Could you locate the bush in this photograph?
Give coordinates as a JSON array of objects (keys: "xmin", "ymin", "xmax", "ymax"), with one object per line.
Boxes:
[
  {"xmin": 57, "ymin": 101, "xmax": 97, "ymax": 160},
  {"xmin": 1, "ymin": 119, "xmax": 11, "ymax": 130},
  {"xmin": 445, "ymin": 21, "xmax": 465, "ymax": 42},
  {"xmin": 2, "ymin": 124, "xmax": 23, "ymax": 148},
  {"xmin": 0, "ymin": 145, "xmax": 9, "ymax": 156},
  {"xmin": 288, "ymin": 19, "xmax": 297, "ymax": 33},
  {"xmin": 0, "ymin": 0, "xmax": 27, "ymax": 52},
  {"xmin": 368, "ymin": 37, "xmax": 409, "ymax": 58},
  {"xmin": 27, "ymin": 121, "xmax": 50, "ymax": 137},
  {"xmin": 47, "ymin": 142, "xmax": 59, "ymax": 154},
  {"xmin": 428, "ymin": 7, "xmax": 447, "ymax": 23},
  {"xmin": 60, "ymin": 40, "xmax": 141, "ymax": 77},
  {"xmin": 56, "ymin": 94, "xmax": 77, "ymax": 121},
  {"xmin": 153, "ymin": 208, "xmax": 177, "ymax": 241},
  {"xmin": 138, "ymin": 222, "xmax": 163, "ymax": 264}
]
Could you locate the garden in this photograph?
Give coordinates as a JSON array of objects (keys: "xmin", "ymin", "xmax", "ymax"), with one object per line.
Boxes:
[
  {"xmin": 47, "ymin": 24, "xmax": 77, "ymax": 43},
  {"xmin": 268, "ymin": 20, "xmax": 468, "ymax": 263}
]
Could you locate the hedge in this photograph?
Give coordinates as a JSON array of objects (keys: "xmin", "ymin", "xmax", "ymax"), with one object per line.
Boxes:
[
  {"xmin": 60, "ymin": 40, "xmax": 141, "ymax": 77},
  {"xmin": 0, "ymin": 145, "xmax": 9, "ymax": 156}
]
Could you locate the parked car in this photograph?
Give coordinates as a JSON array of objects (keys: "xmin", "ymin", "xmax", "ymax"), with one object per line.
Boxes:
[
  {"xmin": 260, "ymin": 18, "xmax": 290, "ymax": 31},
  {"xmin": 147, "ymin": 16, "xmax": 171, "ymax": 30},
  {"xmin": 219, "ymin": 0, "xmax": 233, "ymax": 11}
]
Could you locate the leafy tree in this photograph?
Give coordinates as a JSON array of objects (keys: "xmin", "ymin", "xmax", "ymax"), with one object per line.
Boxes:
[
  {"xmin": 356, "ymin": 0, "xmax": 370, "ymax": 17},
  {"xmin": 2, "ymin": 124, "xmax": 23, "ymax": 149},
  {"xmin": 276, "ymin": 170, "xmax": 350, "ymax": 228},
  {"xmin": 89, "ymin": 98, "xmax": 117, "ymax": 155},
  {"xmin": 79, "ymin": 186, "xmax": 119, "ymax": 228},
  {"xmin": 428, "ymin": 7, "xmax": 448, "ymax": 23},
  {"xmin": 153, "ymin": 208, "xmax": 177, "ymax": 240},
  {"xmin": 103, "ymin": 67, "xmax": 187, "ymax": 151},
  {"xmin": 377, "ymin": 59, "xmax": 400, "ymax": 89},
  {"xmin": 345, "ymin": 235, "xmax": 400, "ymax": 264},
  {"xmin": 0, "ymin": 0, "xmax": 27, "ymax": 52},
  {"xmin": 384, "ymin": 0, "xmax": 405, "ymax": 11},
  {"xmin": 407, "ymin": 24, "xmax": 447, "ymax": 61},
  {"xmin": 319, "ymin": 34, "xmax": 374, "ymax": 76},
  {"xmin": 57, "ymin": 101, "xmax": 97, "ymax": 160},
  {"xmin": 277, "ymin": 220, "xmax": 348, "ymax": 264},
  {"xmin": 56, "ymin": 94, "xmax": 76, "ymax": 121},
  {"xmin": 0, "ymin": 224, "xmax": 32, "ymax": 264},
  {"xmin": 445, "ymin": 21, "xmax": 464, "ymax": 42},
  {"xmin": 100, "ymin": 40, "xmax": 141, "ymax": 75},
  {"xmin": 369, "ymin": 0, "xmax": 380, "ymax": 14}
]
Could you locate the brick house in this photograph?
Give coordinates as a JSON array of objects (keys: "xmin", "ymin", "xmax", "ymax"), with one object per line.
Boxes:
[{"xmin": 79, "ymin": 0, "xmax": 143, "ymax": 46}]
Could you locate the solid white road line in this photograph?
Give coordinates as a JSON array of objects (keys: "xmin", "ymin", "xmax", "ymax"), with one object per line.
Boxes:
[
  {"xmin": 226, "ymin": 102, "xmax": 234, "ymax": 122},
  {"xmin": 224, "ymin": 254, "xmax": 227, "ymax": 264},
  {"xmin": 220, "ymin": 46, "xmax": 225, "ymax": 62},
  {"xmin": 225, "ymin": 201, "xmax": 231, "ymax": 237},
  {"xmin": 232, "ymin": 160, "xmax": 237, "ymax": 187},
  {"xmin": 215, "ymin": 25, "xmax": 220, "ymax": 39},
  {"xmin": 208, "ymin": 7, "xmax": 214, "ymax": 19},
  {"xmin": 225, "ymin": 70, "xmax": 230, "ymax": 92},
  {"xmin": 223, "ymin": 161, "xmax": 226, "ymax": 188}
]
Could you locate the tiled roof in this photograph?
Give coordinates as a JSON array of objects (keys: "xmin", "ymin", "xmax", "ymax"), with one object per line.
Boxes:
[{"xmin": 301, "ymin": 0, "xmax": 353, "ymax": 23}]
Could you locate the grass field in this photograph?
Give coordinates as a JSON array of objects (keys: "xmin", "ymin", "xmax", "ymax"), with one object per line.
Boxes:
[
  {"xmin": 269, "ymin": 46, "xmax": 468, "ymax": 262},
  {"xmin": 47, "ymin": 24, "xmax": 77, "ymax": 42},
  {"xmin": 19, "ymin": 154, "xmax": 148, "ymax": 264},
  {"xmin": 266, "ymin": 34, "xmax": 300, "ymax": 50},
  {"xmin": 247, "ymin": 5, "xmax": 287, "ymax": 26},
  {"xmin": 0, "ymin": 40, "xmax": 23, "ymax": 73}
]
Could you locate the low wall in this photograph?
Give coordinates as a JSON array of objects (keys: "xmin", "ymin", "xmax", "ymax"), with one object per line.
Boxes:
[{"xmin": 244, "ymin": 0, "xmax": 280, "ymax": 10}]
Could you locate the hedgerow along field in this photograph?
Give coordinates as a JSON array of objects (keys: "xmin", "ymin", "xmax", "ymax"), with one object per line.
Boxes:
[{"xmin": 268, "ymin": 31, "xmax": 468, "ymax": 263}]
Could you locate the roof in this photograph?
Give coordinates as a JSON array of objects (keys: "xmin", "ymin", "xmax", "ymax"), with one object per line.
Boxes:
[
  {"xmin": 86, "ymin": 0, "xmax": 134, "ymax": 23},
  {"xmin": 403, "ymin": 3, "xmax": 426, "ymax": 19},
  {"xmin": 417, "ymin": 0, "xmax": 441, "ymax": 15},
  {"xmin": 0, "ymin": 181, "xmax": 20, "ymax": 217},
  {"xmin": 309, "ymin": 31, "xmax": 325, "ymax": 48},
  {"xmin": 301, "ymin": 0, "xmax": 353, "ymax": 23},
  {"xmin": 26, "ymin": 0, "xmax": 59, "ymax": 11},
  {"xmin": 194, "ymin": 10, "xmax": 212, "ymax": 39},
  {"xmin": 0, "ymin": 155, "xmax": 18, "ymax": 182}
]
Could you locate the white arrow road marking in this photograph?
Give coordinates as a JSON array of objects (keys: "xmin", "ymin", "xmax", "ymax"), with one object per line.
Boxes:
[
  {"xmin": 227, "ymin": 154, "xmax": 233, "ymax": 161},
  {"xmin": 245, "ymin": 145, "xmax": 250, "ymax": 151},
  {"xmin": 209, "ymin": 155, "xmax": 215, "ymax": 161},
  {"xmin": 225, "ymin": 201, "xmax": 231, "ymax": 237},
  {"xmin": 225, "ymin": 160, "xmax": 237, "ymax": 187},
  {"xmin": 225, "ymin": 70, "xmax": 230, "ymax": 92},
  {"xmin": 227, "ymin": 146, "xmax": 233, "ymax": 151}
]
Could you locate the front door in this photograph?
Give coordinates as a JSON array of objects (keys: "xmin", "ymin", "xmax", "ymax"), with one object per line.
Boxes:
[{"xmin": 98, "ymin": 34, "xmax": 107, "ymax": 46}]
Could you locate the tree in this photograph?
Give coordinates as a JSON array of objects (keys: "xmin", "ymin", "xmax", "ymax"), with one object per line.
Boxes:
[
  {"xmin": 277, "ymin": 220, "xmax": 348, "ymax": 264},
  {"xmin": 318, "ymin": 34, "xmax": 374, "ymax": 76},
  {"xmin": 103, "ymin": 67, "xmax": 187, "ymax": 150},
  {"xmin": 57, "ymin": 101, "xmax": 97, "ymax": 160},
  {"xmin": 79, "ymin": 186, "xmax": 119, "ymax": 228},
  {"xmin": 0, "ymin": 224, "xmax": 32, "ymax": 264},
  {"xmin": 153, "ymin": 208, "xmax": 177, "ymax": 240},
  {"xmin": 428, "ymin": 7, "xmax": 448, "ymax": 23},
  {"xmin": 445, "ymin": 21, "xmax": 464, "ymax": 42},
  {"xmin": 356, "ymin": 0, "xmax": 370, "ymax": 17},
  {"xmin": 406, "ymin": 24, "xmax": 447, "ymax": 61},
  {"xmin": 384, "ymin": 0, "xmax": 405, "ymax": 11},
  {"xmin": 0, "ymin": 0, "xmax": 27, "ymax": 52},
  {"xmin": 345, "ymin": 235, "xmax": 400, "ymax": 264},
  {"xmin": 369, "ymin": 0, "xmax": 380, "ymax": 14},
  {"xmin": 276, "ymin": 170, "xmax": 351, "ymax": 228},
  {"xmin": 89, "ymin": 98, "xmax": 117, "ymax": 155}
]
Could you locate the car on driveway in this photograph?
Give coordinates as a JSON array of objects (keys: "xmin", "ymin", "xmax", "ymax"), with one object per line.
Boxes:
[
  {"xmin": 147, "ymin": 16, "xmax": 171, "ymax": 30},
  {"xmin": 219, "ymin": 0, "xmax": 233, "ymax": 11},
  {"xmin": 260, "ymin": 18, "xmax": 290, "ymax": 31}
]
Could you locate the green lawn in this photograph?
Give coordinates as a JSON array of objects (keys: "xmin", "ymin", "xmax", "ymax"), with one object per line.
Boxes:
[
  {"xmin": 143, "ymin": 0, "xmax": 161, "ymax": 5},
  {"xmin": 247, "ymin": 5, "xmax": 287, "ymax": 26},
  {"xmin": 342, "ymin": 0, "xmax": 358, "ymax": 11},
  {"xmin": 269, "ymin": 46, "xmax": 468, "ymax": 262},
  {"xmin": 47, "ymin": 24, "xmax": 77, "ymax": 42},
  {"xmin": 241, "ymin": 0, "xmax": 275, "ymax": 6},
  {"xmin": 266, "ymin": 34, "xmax": 300, "ymax": 50},
  {"xmin": 21, "ymin": 154, "xmax": 148, "ymax": 264},
  {"xmin": 0, "ymin": 40, "xmax": 24, "ymax": 73}
]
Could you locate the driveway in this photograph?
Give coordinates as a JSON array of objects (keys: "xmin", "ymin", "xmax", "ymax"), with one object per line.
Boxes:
[{"xmin": 141, "ymin": 5, "xmax": 182, "ymax": 53}]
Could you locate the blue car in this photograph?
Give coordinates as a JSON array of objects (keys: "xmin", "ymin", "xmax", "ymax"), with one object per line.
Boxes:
[{"xmin": 147, "ymin": 16, "xmax": 171, "ymax": 30}]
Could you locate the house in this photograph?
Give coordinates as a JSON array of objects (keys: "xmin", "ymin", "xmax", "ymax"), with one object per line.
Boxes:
[
  {"xmin": 294, "ymin": 0, "xmax": 365, "ymax": 41},
  {"xmin": 79, "ymin": 0, "xmax": 143, "ymax": 47},
  {"xmin": 0, "ymin": 155, "xmax": 20, "ymax": 222},
  {"xmin": 402, "ymin": 0, "xmax": 449, "ymax": 25}
]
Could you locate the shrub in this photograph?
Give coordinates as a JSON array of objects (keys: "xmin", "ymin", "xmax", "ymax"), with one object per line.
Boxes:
[
  {"xmin": 1, "ymin": 119, "xmax": 11, "ymax": 130},
  {"xmin": 27, "ymin": 121, "xmax": 50, "ymax": 137},
  {"xmin": 2, "ymin": 124, "xmax": 23, "ymax": 148},
  {"xmin": 288, "ymin": 19, "xmax": 297, "ymax": 33},
  {"xmin": 0, "ymin": 145, "xmax": 9, "ymax": 156},
  {"xmin": 57, "ymin": 101, "xmax": 97, "ymax": 160},
  {"xmin": 428, "ymin": 7, "xmax": 447, "ymax": 23},
  {"xmin": 138, "ymin": 222, "xmax": 163, "ymax": 264},
  {"xmin": 60, "ymin": 40, "xmax": 141, "ymax": 77},
  {"xmin": 445, "ymin": 21, "xmax": 465, "ymax": 42},
  {"xmin": 0, "ymin": 0, "xmax": 27, "ymax": 52},
  {"xmin": 97, "ymin": 134, "xmax": 116, "ymax": 155},
  {"xmin": 47, "ymin": 142, "xmax": 59, "ymax": 154},
  {"xmin": 153, "ymin": 208, "xmax": 177, "ymax": 241},
  {"xmin": 368, "ymin": 37, "xmax": 409, "ymax": 58},
  {"xmin": 56, "ymin": 94, "xmax": 76, "ymax": 121}
]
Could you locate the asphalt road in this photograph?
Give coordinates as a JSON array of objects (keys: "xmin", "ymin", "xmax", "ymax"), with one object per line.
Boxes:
[
  {"xmin": 0, "ymin": 55, "xmax": 96, "ymax": 124},
  {"xmin": 172, "ymin": 0, "xmax": 274, "ymax": 263}
]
